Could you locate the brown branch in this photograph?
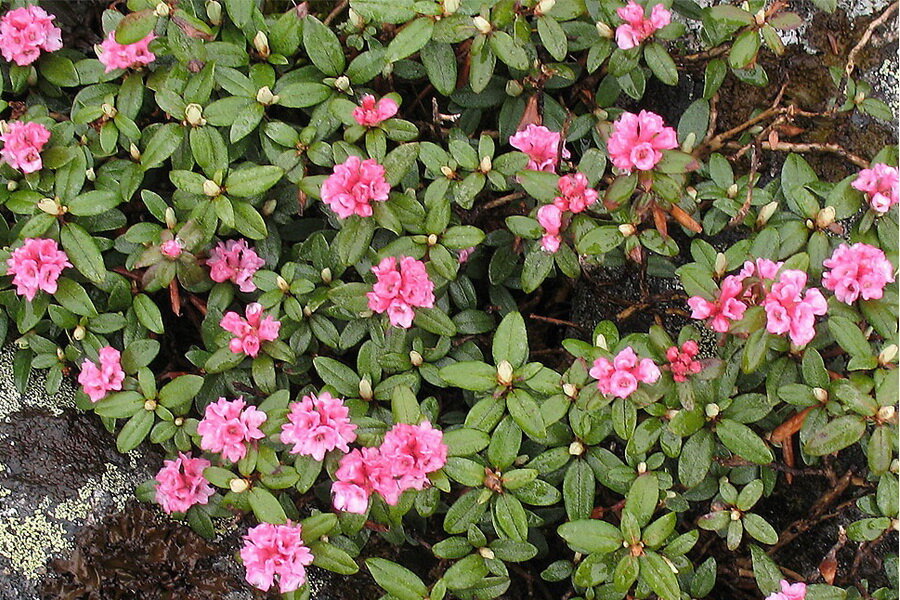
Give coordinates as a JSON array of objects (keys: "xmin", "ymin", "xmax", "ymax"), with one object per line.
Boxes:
[
  {"xmin": 528, "ymin": 314, "xmax": 585, "ymax": 331},
  {"xmin": 845, "ymin": 2, "xmax": 899, "ymax": 82},
  {"xmin": 723, "ymin": 140, "xmax": 869, "ymax": 168},
  {"xmin": 323, "ymin": 0, "xmax": 349, "ymax": 25},
  {"xmin": 481, "ymin": 191, "xmax": 525, "ymax": 211}
]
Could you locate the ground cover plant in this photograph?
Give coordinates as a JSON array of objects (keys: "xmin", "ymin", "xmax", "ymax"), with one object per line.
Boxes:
[{"xmin": 0, "ymin": 0, "xmax": 897, "ymax": 598}]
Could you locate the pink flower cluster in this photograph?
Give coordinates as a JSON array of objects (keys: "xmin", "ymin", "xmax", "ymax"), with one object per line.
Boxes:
[
  {"xmin": 0, "ymin": 6, "xmax": 61, "ymax": 66},
  {"xmin": 615, "ymin": 1, "xmax": 671, "ymax": 50},
  {"xmin": 208, "ymin": 239, "xmax": 264, "ymax": 292},
  {"xmin": 97, "ymin": 31, "xmax": 156, "ymax": 73},
  {"xmin": 240, "ymin": 522, "xmax": 314, "ymax": 593},
  {"xmin": 367, "ymin": 256, "xmax": 435, "ymax": 328},
  {"xmin": 160, "ymin": 238, "xmax": 183, "ymax": 259},
  {"xmin": 77, "ymin": 346, "xmax": 125, "ymax": 403},
  {"xmin": 352, "ymin": 94, "xmax": 398, "ymax": 126},
  {"xmin": 154, "ymin": 452, "xmax": 214, "ymax": 514},
  {"xmin": 666, "ymin": 340, "xmax": 702, "ymax": 382},
  {"xmin": 554, "ymin": 173, "xmax": 598, "ymax": 213},
  {"xmin": 688, "ymin": 258, "xmax": 783, "ymax": 333},
  {"xmin": 6, "ymin": 237, "xmax": 70, "ymax": 300},
  {"xmin": 1, "ymin": 120, "xmax": 51, "ymax": 174},
  {"xmin": 332, "ymin": 421, "xmax": 447, "ymax": 514},
  {"xmin": 320, "ymin": 155, "xmax": 390, "ymax": 219},
  {"xmin": 197, "ymin": 397, "xmax": 267, "ymax": 463},
  {"xmin": 509, "ymin": 124, "xmax": 570, "ymax": 173},
  {"xmin": 852, "ymin": 163, "xmax": 898, "ymax": 214},
  {"xmin": 763, "ymin": 270, "xmax": 827, "ymax": 347},
  {"xmin": 537, "ymin": 204, "xmax": 563, "ymax": 253},
  {"xmin": 590, "ymin": 347, "xmax": 661, "ymax": 398},
  {"xmin": 280, "ymin": 391, "xmax": 357, "ymax": 460},
  {"xmin": 220, "ymin": 303, "xmax": 281, "ymax": 357},
  {"xmin": 765, "ymin": 580, "xmax": 807, "ymax": 600},
  {"xmin": 607, "ymin": 110, "xmax": 677, "ymax": 172},
  {"xmin": 822, "ymin": 243, "xmax": 894, "ymax": 304}
]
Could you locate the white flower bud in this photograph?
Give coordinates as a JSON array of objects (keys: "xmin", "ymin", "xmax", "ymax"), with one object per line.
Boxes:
[
  {"xmin": 129, "ymin": 143, "xmax": 141, "ymax": 161},
  {"xmin": 443, "ymin": 0, "xmax": 461, "ymax": 14},
  {"xmin": 568, "ymin": 440, "xmax": 585, "ymax": 456},
  {"xmin": 756, "ymin": 201, "xmax": 778, "ymax": 227},
  {"xmin": 705, "ymin": 403, "xmax": 720, "ymax": 418},
  {"xmin": 535, "ymin": 0, "xmax": 556, "ymax": 16},
  {"xmin": 427, "ymin": 233, "xmax": 438, "ymax": 246},
  {"xmin": 473, "ymin": 16, "xmax": 492, "ymax": 34},
  {"xmin": 877, "ymin": 405, "xmax": 896, "ymax": 422},
  {"xmin": 726, "ymin": 183, "xmax": 739, "ymax": 199},
  {"xmin": 878, "ymin": 344, "xmax": 898, "ymax": 365},
  {"xmin": 348, "ymin": 8, "xmax": 365, "ymax": 29},
  {"xmin": 505, "ymin": 79, "xmax": 524, "ymax": 96},
  {"xmin": 562, "ymin": 383, "xmax": 577, "ymax": 398},
  {"xmin": 165, "ymin": 207, "xmax": 177, "ymax": 229},
  {"xmin": 359, "ymin": 377, "xmax": 373, "ymax": 400},
  {"xmin": 730, "ymin": 509, "xmax": 742, "ymax": 521},
  {"xmin": 155, "ymin": 2, "xmax": 171, "ymax": 17},
  {"xmin": 714, "ymin": 252, "xmax": 728, "ymax": 277},
  {"xmin": 73, "ymin": 325, "xmax": 86, "ymax": 341},
  {"xmin": 409, "ymin": 350, "xmax": 423, "ymax": 367},
  {"xmin": 174, "ymin": 417, "xmax": 184, "ymax": 427},
  {"xmin": 815, "ymin": 206, "xmax": 836, "ymax": 228},
  {"xmin": 85, "ymin": 167, "xmax": 96, "ymax": 181},
  {"xmin": 480, "ymin": 155, "xmax": 492, "ymax": 173},
  {"xmin": 101, "ymin": 103, "xmax": 117, "ymax": 118},
  {"xmin": 813, "ymin": 387, "xmax": 828, "ymax": 403},
  {"xmin": 497, "ymin": 360, "xmax": 514, "ymax": 386},
  {"xmin": 637, "ymin": 461, "xmax": 647, "ymax": 474},
  {"xmin": 478, "ymin": 547, "xmax": 495, "ymax": 560},
  {"xmin": 754, "ymin": 9, "xmax": 766, "ymax": 25},
  {"xmin": 144, "ymin": 399, "xmax": 158, "ymax": 411},
  {"xmin": 335, "ymin": 75, "xmax": 351, "ymax": 93},
  {"xmin": 184, "ymin": 103, "xmax": 205, "ymax": 127},
  {"xmin": 681, "ymin": 132, "xmax": 697, "ymax": 153},
  {"xmin": 805, "ymin": 218, "xmax": 815, "ymax": 230},
  {"xmin": 854, "ymin": 91, "xmax": 866, "ymax": 104},
  {"xmin": 440, "ymin": 165, "xmax": 455, "ymax": 179},
  {"xmin": 303, "ymin": 305, "xmax": 313, "ymax": 318},
  {"xmin": 0, "ymin": 120, "xmax": 9, "ymax": 134},
  {"xmin": 203, "ymin": 179, "xmax": 221, "ymax": 197},
  {"xmin": 276, "ymin": 276, "xmax": 290, "ymax": 292},
  {"xmin": 256, "ymin": 86, "xmax": 277, "ymax": 105},
  {"xmin": 595, "ymin": 333, "xmax": 608, "ymax": 350},
  {"xmin": 206, "ymin": 1, "xmax": 222, "ymax": 25},
  {"xmin": 229, "ymin": 478, "xmax": 250, "ymax": 493},
  {"xmin": 253, "ymin": 31, "xmax": 270, "ymax": 57},
  {"xmin": 891, "ymin": 458, "xmax": 899, "ymax": 474},
  {"xmin": 595, "ymin": 21, "xmax": 614, "ymax": 38},
  {"xmin": 618, "ymin": 223, "xmax": 636, "ymax": 237},
  {"xmin": 321, "ymin": 267, "xmax": 332, "ymax": 284},
  {"xmin": 56, "ymin": 347, "xmax": 65, "ymax": 361},
  {"xmin": 262, "ymin": 198, "xmax": 277, "ymax": 216},
  {"xmin": 6, "ymin": 180, "xmax": 17, "ymax": 191}
]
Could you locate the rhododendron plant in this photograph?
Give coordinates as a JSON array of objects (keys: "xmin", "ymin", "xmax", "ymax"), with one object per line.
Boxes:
[
  {"xmin": 220, "ymin": 303, "xmax": 280, "ymax": 357},
  {"xmin": 154, "ymin": 453, "xmax": 214, "ymax": 514},
  {"xmin": 852, "ymin": 163, "xmax": 899, "ymax": 214},
  {"xmin": 352, "ymin": 94, "xmax": 399, "ymax": 126},
  {"xmin": 5, "ymin": 237, "xmax": 70, "ymax": 300},
  {"xmin": 320, "ymin": 155, "xmax": 391, "ymax": 218},
  {"xmin": 615, "ymin": 1, "xmax": 672, "ymax": 50},
  {"xmin": 207, "ymin": 239, "xmax": 264, "ymax": 292},
  {"xmin": 688, "ymin": 276, "xmax": 748, "ymax": 333},
  {"xmin": 97, "ymin": 31, "xmax": 156, "ymax": 73},
  {"xmin": 367, "ymin": 256, "xmax": 435, "ymax": 328},
  {"xmin": 197, "ymin": 397, "xmax": 267, "ymax": 462},
  {"xmin": 0, "ymin": 120, "xmax": 51, "ymax": 174},
  {"xmin": 509, "ymin": 124, "xmax": 569, "ymax": 173},
  {"xmin": 0, "ymin": 5, "xmax": 61, "ymax": 66},
  {"xmin": 607, "ymin": 110, "xmax": 678, "ymax": 172},
  {"xmin": 536, "ymin": 204, "xmax": 563, "ymax": 252},
  {"xmin": 554, "ymin": 173, "xmax": 598, "ymax": 213},
  {"xmin": 766, "ymin": 580, "xmax": 808, "ymax": 600},
  {"xmin": 763, "ymin": 270, "xmax": 828, "ymax": 346},
  {"xmin": 590, "ymin": 347, "xmax": 661, "ymax": 398},
  {"xmin": 77, "ymin": 346, "xmax": 125, "ymax": 402},
  {"xmin": 240, "ymin": 523, "xmax": 314, "ymax": 593},
  {"xmin": 280, "ymin": 391, "xmax": 357, "ymax": 460},
  {"xmin": 822, "ymin": 243, "xmax": 895, "ymax": 304},
  {"xmin": 666, "ymin": 340, "xmax": 703, "ymax": 382}
]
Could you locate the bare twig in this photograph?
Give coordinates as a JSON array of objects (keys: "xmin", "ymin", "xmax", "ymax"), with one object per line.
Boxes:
[
  {"xmin": 481, "ymin": 191, "xmax": 525, "ymax": 211},
  {"xmin": 723, "ymin": 140, "xmax": 869, "ymax": 168},
  {"xmin": 845, "ymin": 2, "xmax": 899, "ymax": 82},
  {"xmin": 323, "ymin": 0, "xmax": 349, "ymax": 25}
]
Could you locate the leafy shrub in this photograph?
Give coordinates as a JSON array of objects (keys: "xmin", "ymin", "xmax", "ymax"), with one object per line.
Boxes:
[{"xmin": 0, "ymin": 0, "xmax": 897, "ymax": 599}]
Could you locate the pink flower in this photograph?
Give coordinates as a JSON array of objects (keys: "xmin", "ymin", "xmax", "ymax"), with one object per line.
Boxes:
[
  {"xmin": 0, "ymin": 6, "xmax": 62, "ymax": 66},
  {"xmin": 763, "ymin": 270, "xmax": 827, "ymax": 347},
  {"xmin": 97, "ymin": 31, "xmax": 156, "ymax": 73},
  {"xmin": 0, "ymin": 120, "xmax": 51, "ymax": 174},
  {"xmin": 607, "ymin": 110, "xmax": 677, "ymax": 173},
  {"xmin": 380, "ymin": 421, "xmax": 448, "ymax": 492},
  {"xmin": 240, "ymin": 522, "xmax": 314, "ymax": 593},
  {"xmin": 333, "ymin": 447, "xmax": 389, "ymax": 513},
  {"xmin": 207, "ymin": 239, "xmax": 264, "ymax": 292},
  {"xmin": 853, "ymin": 163, "xmax": 898, "ymax": 214},
  {"xmin": 822, "ymin": 242, "xmax": 894, "ymax": 304},
  {"xmin": 537, "ymin": 204, "xmax": 563, "ymax": 253},
  {"xmin": 665, "ymin": 340, "xmax": 703, "ymax": 382},
  {"xmin": 154, "ymin": 452, "xmax": 214, "ymax": 514},
  {"xmin": 766, "ymin": 581, "xmax": 807, "ymax": 600},
  {"xmin": 366, "ymin": 256, "xmax": 435, "ymax": 328},
  {"xmin": 458, "ymin": 247, "xmax": 475, "ymax": 264},
  {"xmin": 615, "ymin": 1, "xmax": 671, "ymax": 50},
  {"xmin": 220, "ymin": 302, "xmax": 281, "ymax": 357},
  {"xmin": 688, "ymin": 275, "xmax": 748, "ymax": 333},
  {"xmin": 590, "ymin": 347, "xmax": 660, "ymax": 398},
  {"xmin": 5, "ymin": 237, "xmax": 70, "ymax": 300},
  {"xmin": 280, "ymin": 391, "xmax": 357, "ymax": 460},
  {"xmin": 554, "ymin": 173, "xmax": 598, "ymax": 213},
  {"xmin": 197, "ymin": 397, "xmax": 267, "ymax": 463},
  {"xmin": 320, "ymin": 155, "xmax": 390, "ymax": 219},
  {"xmin": 352, "ymin": 94, "xmax": 399, "ymax": 126},
  {"xmin": 77, "ymin": 346, "xmax": 125, "ymax": 403},
  {"xmin": 160, "ymin": 239, "xmax": 183, "ymax": 259},
  {"xmin": 509, "ymin": 124, "xmax": 570, "ymax": 173},
  {"xmin": 738, "ymin": 258, "xmax": 784, "ymax": 281}
]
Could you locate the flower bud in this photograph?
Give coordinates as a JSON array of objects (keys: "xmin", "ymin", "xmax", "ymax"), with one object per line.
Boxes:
[
  {"xmin": 256, "ymin": 86, "xmax": 277, "ymax": 105},
  {"xmin": 878, "ymin": 344, "xmax": 898, "ymax": 365},
  {"xmin": 129, "ymin": 143, "xmax": 141, "ymax": 161},
  {"xmin": 56, "ymin": 347, "xmax": 65, "ymax": 361},
  {"xmin": 595, "ymin": 21, "xmax": 614, "ymax": 38},
  {"xmin": 203, "ymin": 179, "xmax": 221, "ymax": 197},
  {"xmin": 101, "ymin": 102, "xmax": 117, "ymax": 118},
  {"xmin": 637, "ymin": 461, "xmax": 647, "ymax": 474},
  {"xmin": 276, "ymin": 276, "xmax": 290, "ymax": 292},
  {"xmin": 409, "ymin": 350, "xmax": 423, "ymax": 367},
  {"xmin": 427, "ymin": 233, "xmax": 438, "ymax": 247},
  {"xmin": 359, "ymin": 377, "xmax": 373, "ymax": 400},
  {"xmin": 714, "ymin": 252, "xmax": 728, "ymax": 277},
  {"xmin": 473, "ymin": 16, "xmax": 492, "ymax": 34},
  {"xmin": 144, "ymin": 399, "xmax": 158, "ymax": 411},
  {"xmin": 303, "ymin": 305, "xmax": 313, "ymax": 317},
  {"xmin": 854, "ymin": 91, "xmax": 866, "ymax": 104},
  {"xmin": 877, "ymin": 405, "xmax": 896, "ymax": 422},
  {"xmin": 335, "ymin": 75, "xmax": 351, "ymax": 93},
  {"xmin": 705, "ymin": 403, "xmax": 720, "ymax": 418},
  {"xmin": 730, "ymin": 509, "xmax": 742, "ymax": 521},
  {"xmin": 206, "ymin": 0, "xmax": 222, "ymax": 25},
  {"xmin": 6, "ymin": 180, "xmax": 17, "ymax": 191},
  {"xmin": 562, "ymin": 383, "xmax": 577, "ymax": 398},
  {"xmin": 479, "ymin": 155, "xmax": 492, "ymax": 173},
  {"xmin": 681, "ymin": 132, "xmax": 697, "ymax": 153},
  {"xmin": 726, "ymin": 183, "xmax": 739, "ymax": 199},
  {"xmin": 618, "ymin": 223, "xmax": 636, "ymax": 237},
  {"xmin": 155, "ymin": 2, "xmax": 171, "ymax": 17},
  {"xmin": 37, "ymin": 197, "xmax": 60, "ymax": 215},
  {"xmin": 754, "ymin": 8, "xmax": 766, "ymax": 25},
  {"xmin": 229, "ymin": 478, "xmax": 250, "ymax": 493},
  {"xmin": 756, "ymin": 201, "xmax": 778, "ymax": 227},
  {"xmin": 174, "ymin": 417, "xmax": 184, "ymax": 427},
  {"xmin": 321, "ymin": 267, "xmax": 332, "ymax": 284},
  {"xmin": 262, "ymin": 198, "xmax": 277, "ymax": 216},
  {"xmin": 443, "ymin": 0, "xmax": 461, "ymax": 15},
  {"xmin": 535, "ymin": 0, "xmax": 556, "ymax": 16},
  {"xmin": 568, "ymin": 440, "xmax": 585, "ymax": 456},
  {"xmin": 440, "ymin": 165, "xmax": 455, "ymax": 179},
  {"xmin": 184, "ymin": 103, "xmax": 206, "ymax": 127},
  {"xmin": 665, "ymin": 409, "xmax": 679, "ymax": 420},
  {"xmin": 891, "ymin": 458, "xmax": 899, "ymax": 474},
  {"xmin": 893, "ymin": 518, "xmax": 900, "ymax": 532},
  {"xmin": 497, "ymin": 360, "xmax": 514, "ymax": 386},
  {"xmin": 85, "ymin": 167, "xmax": 96, "ymax": 181},
  {"xmin": 164, "ymin": 207, "xmax": 177, "ymax": 229},
  {"xmin": 595, "ymin": 333, "xmax": 608, "ymax": 350},
  {"xmin": 348, "ymin": 8, "xmax": 365, "ymax": 29},
  {"xmin": 253, "ymin": 31, "xmax": 270, "ymax": 57},
  {"xmin": 813, "ymin": 387, "xmax": 828, "ymax": 403},
  {"xmin": 815, "ymin": 206, "xmax": 836, "ymax": 229},
  {"xmin": 505, "ymin": 79, "xmax": 524, "ymax": 97},
  {"xmin": 73, "ymin": 325, "xmax": 86, "ymax": 341},
  {"xmin": 805, "ymin": 218, "xmax": 815, "ymax": 230},
  {"xmin": 478, "ymin": 547, "xmax": 495, "ymax": 560},
  {"xmin": 0, "ymin": 120, "xmax": 8, "ymax": 134}
]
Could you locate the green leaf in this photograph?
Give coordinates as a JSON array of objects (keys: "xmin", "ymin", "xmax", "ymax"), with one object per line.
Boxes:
[
  {"xmin": 115, "ymin": 10, "xmax": 156, "ymax": 45},
  {"xmin": 349, "ymin": 0, "xmax": 416, "ymax": 24},
  {"xmin": 231, "ymin": 201, "xmax": 268, "ymax": 240},
  {"xmin": 141, "ymin": 123, "xmax": 185, "ymax": 170},
  {"xmin": 489, "ymin": 31, "xmax": 529, "ymax": 71},
  {"xmin": 303, "ymin": 16, "xmax": 345, "ymax": 76},
  {"xmin": 314, "ymin": 357, "xmax": 361, "ymax": 398},
  {"xmin": 335, "ymin": 216, "xmax": 375, "ymax": 266},
  {"xmin": 563, "ymin": 459, "xmax": 594, "ymax": 521},
  {"xmin": 716, "ymin": 419, "xmax": 773, "ymax": 464},
  {"xmin": 158, "ymin": 374, "xmax": 204, "ymax": 409},
  {"xmin": 644, "ymin": 42, "xmax": 678, "ymax": 85},
  {"xmin": 38, "ymin": 53, "xmax": 79, "ymax": 87},
  {"xmin": 493, "ymin": 311, "xmax": 528, "ymax": 368},
  {"xmin": 67, "ymin": 190, "xmax": 120, "ymax": 217},
  {"xmin": 440, "ymin": 361, "xmax": 498, "ymax": 391},
  {"xmin": 521, "ymin": 248, "xmax": 554, "ymax": 294},
  {"xmin": 537, "ymin": 16, "xmax": 568, "ymax": 61},
  {"xmin": 413, "ymin": 307, "xmax": 457, "ymax": 336},
  {"xmin": 803, "ymin": 415, "xmax": 866, "ymax": 456},
  {"xmin": 743, "ymin": 513, "xmax": 778, "ymax": 544},
  {"xmin": 507, "ymin": 389, "xmax": 546, "ymax": 440},
  {"xmin": 116, "ymin": 409, "xmax": 154, "ymax": 453},
  {"xmin": 223, "ymin": 0, "xmax": 252, "ymax": 27},
  {"xmin": 492, "ymin": 493, "xmax": 528, "ymax": 541},
  {"xmin": 225, "ymin": 165, "xmax": 284, "ymax": 197},
  {"xmin": 641, "ymin": 550, "xmax": 680, "ymax": 600},
  {"xmin": 276, "ymin": 82, "xmax": 332, "ymax": 108},
  {"xmin": 386, "ymin": 17, "xmax": 434, "ymax": 62},
  {"xmin": 421, "ymin": 42, "xmax": 457, "ymax": 95},
  {"xmin": 121, "ymin": 339, "xmax": 160, "ymax": 372},
  {"xmin": 133, "ymin": 293, "xmax": 164, "ymax": 334},
  {"xmin": 729, "ymin": 30, "xmax": 761, "ymax": 69},
  {"xmin": 54, "ymin": 278, "xmax": 97, "ymax": 317},
  {"xmin": 444, "ymin": 554, "xmax": 489, "ymax": 590},
  {"xmin": 365, "ymin": 558, "xmax": 428, "ymax": 600},
  {"xmin": 558, "ymin": 519, "xmax": 623, "ymax": 554},
  {"xmin": 827, "ymin": 316, "xmax": 873, "ymax": 358},
  {"xmin": 444, "ymin": 428, "xmax": 490, "ymax": 457},
  {"xmin": 230, "ymin": 101, "xmax": 264, "ymax": 142},
  {"xmin": 93, "ymin": 391, "xmax": 144, "ymax": 418},
  {"xmin": 624, "ymin": 472, "xmax": 658, "ymax": 528},
  {"xmin": 61, "ymin": 223, "xmax": 106, "ymax": 284},
  {"xmin": 249, "ymin": 487, "xmax": 287, "ymax": 524},
  {"xmin": 577, "ymin": 225, "xmax": 624, "ymax": 255},
  {"xmin": 781, "ymin": 154, "xmax": 820, "ymax": 218},
  {"xmin": 382, "ymin": 143, "xmax": 419, "ymax": 186},
  {"xmin": 750, "ymin": 544, "xmax": 781, "ymax": 595},
  {"xmin": 518, "ymin": 170, "xmax": 559, "ymax": 202},
  {"xmin": 679, "ymin": 429, "xmax": 714, "ymax": 487},
  {"xmin": 310, "ymin": 541, "xmax": 360, "ymax": 575}
]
